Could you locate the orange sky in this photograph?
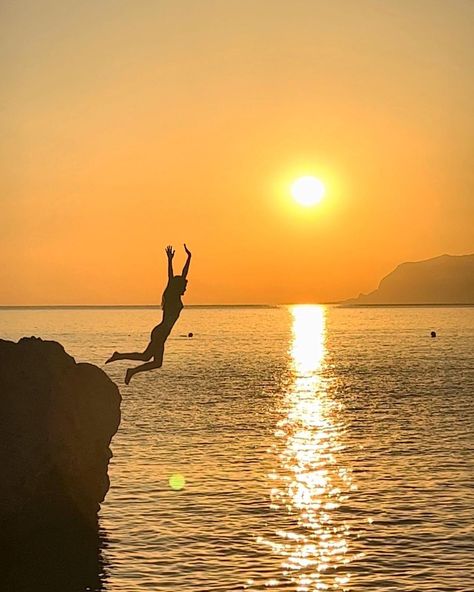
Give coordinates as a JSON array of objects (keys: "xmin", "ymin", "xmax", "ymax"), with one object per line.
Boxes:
[{"xmin": 1, "ymin": 1, "xmax": 473, "ymax": 305}]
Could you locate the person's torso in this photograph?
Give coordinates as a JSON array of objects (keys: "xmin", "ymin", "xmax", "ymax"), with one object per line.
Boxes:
[{"xmin": 162, "ymin": 298, "xmax": 183, "ymax": 328}]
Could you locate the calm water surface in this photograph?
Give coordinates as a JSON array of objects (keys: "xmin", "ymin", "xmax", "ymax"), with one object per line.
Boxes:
[{"xmin": 1, "ymin": 306, "xmax": 473, "ymax": 591}]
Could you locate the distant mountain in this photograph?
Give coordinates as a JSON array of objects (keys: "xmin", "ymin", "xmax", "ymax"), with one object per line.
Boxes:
[{"xmin": 344, "ymin": 254, "xmax": 474, "ymax": 305}]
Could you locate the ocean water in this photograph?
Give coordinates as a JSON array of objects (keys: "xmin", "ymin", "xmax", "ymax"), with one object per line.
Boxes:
[{"xmin": 1, "ymin": 305, "xmax": 473, "ymax": 591}]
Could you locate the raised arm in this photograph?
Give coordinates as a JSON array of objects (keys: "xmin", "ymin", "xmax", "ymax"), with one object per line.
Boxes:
[
  {"xmin": 182, "ymin": 243, "xmax": 192, "ymax": 279},
  {"xmin": 165, "ymin": 245, "xmax": 175, "ymax": 280}
]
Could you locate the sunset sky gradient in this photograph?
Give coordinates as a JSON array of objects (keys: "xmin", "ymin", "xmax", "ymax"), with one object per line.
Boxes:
[{"xmin": 2, "ymin": 0, "xmax": 473, "ymax": 304}]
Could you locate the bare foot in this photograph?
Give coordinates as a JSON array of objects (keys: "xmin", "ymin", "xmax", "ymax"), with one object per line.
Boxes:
[
  {"xmin": 106, "ymin": 352, "xmax": 119, "ymax": 364},
  {"xmin": 125, "ymin": 368, "xmax": 134, "ymax": 385}
]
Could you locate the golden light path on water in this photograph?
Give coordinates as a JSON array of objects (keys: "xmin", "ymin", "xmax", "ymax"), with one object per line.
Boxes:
[{"xmin": 262, "ymin": 305, "xmax": 356, "ymax": 591}]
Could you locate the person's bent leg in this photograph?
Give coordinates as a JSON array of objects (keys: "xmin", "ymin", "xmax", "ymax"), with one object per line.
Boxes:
[{"xmin": 125, "ymin": 348, "xmax": 164, "ymax": 384}]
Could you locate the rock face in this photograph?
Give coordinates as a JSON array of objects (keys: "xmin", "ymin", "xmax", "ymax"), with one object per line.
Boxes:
[
  {"xmin": 0, "ymin": 337, "xmax": 120, "ymax": 554},
  {"xmin": 344, "ymin": 254, "xmax": 474, "ymax": 305}
]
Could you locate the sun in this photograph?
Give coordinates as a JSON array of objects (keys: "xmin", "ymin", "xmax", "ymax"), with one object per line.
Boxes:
[{"xmin": 291, "ymin": 176, "xmax": 325, "ymax": 207}]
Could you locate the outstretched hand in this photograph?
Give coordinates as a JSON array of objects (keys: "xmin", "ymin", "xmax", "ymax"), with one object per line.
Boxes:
[
  {"xmin": 165, "ymin": 245, "xmax": 175, "ymax": 259},
  {"xmin": 184, "ymin": 243, "xmax": 192, "ymax": 256}
]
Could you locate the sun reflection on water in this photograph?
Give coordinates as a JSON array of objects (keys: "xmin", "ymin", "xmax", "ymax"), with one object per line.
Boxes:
[{"xmin": 263, "ymin": 305, "xmax": 355, "ymax": 591}]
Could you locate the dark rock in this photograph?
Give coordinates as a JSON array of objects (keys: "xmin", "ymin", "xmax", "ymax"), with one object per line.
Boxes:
[{"xmin": 0, "ymin": 337, "xmax": 121, "ymax": 589}]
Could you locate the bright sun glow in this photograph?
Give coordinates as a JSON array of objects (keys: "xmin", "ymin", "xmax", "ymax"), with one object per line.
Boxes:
[{"xmin": 291, "ymin": 176, "xmax": 325, "ymax": 207}]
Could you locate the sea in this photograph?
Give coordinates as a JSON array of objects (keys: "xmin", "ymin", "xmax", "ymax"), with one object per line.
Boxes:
[{"xmin": 1, "ymin": 305, "xmax": 473, "ymax": 591}]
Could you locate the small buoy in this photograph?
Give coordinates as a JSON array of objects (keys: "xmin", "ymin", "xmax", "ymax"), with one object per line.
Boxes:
[{"xmin": 431, "ymin": 331, "xmax": 436, "ymax": 338}]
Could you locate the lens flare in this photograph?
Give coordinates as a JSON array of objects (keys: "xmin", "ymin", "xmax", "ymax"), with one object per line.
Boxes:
[{"xmin": 169, "ymin": 473, "xmax": 186, "ymax": 490}]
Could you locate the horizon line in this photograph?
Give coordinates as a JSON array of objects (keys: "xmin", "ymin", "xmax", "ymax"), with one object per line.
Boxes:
[
  {"xmin": 0, "ymin": 302, "xmax": 343, "ymax": 310},
  {"xmin": 1, "ymin": 302, "xmax": 473, "ymax": 310}
]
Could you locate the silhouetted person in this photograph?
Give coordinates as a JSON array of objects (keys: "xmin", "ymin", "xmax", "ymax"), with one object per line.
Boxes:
[
  {"xmin": 431, "ymin": 331, "xmax": 437, "ymax": 338},
  {"xmin": 188, "ymin": 332, "xmax": 193, "ymax": 338},
  {"xmin": 106, "ymin": 244, "xmax": 192, "ymax": 384}
]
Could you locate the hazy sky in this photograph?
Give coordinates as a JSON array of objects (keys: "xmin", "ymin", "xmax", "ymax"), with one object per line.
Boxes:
[{"xmin": 2, "ymin": 0, "xmax": 473, "ymax": 304}]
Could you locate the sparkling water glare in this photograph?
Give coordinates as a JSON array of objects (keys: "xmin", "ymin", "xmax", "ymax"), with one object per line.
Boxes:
[
  {"xmin": 261, "ymin": 306, "xmax": 356, "ymax": 591},
  {"xmin": 1, "ymin": 305, "xmax": 473, "ymax": 591}
]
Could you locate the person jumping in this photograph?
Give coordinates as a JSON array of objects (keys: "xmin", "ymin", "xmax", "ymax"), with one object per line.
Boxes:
[{"xmin": 106, "ymin": 244, "xmax": 191, "ymax": 384}]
